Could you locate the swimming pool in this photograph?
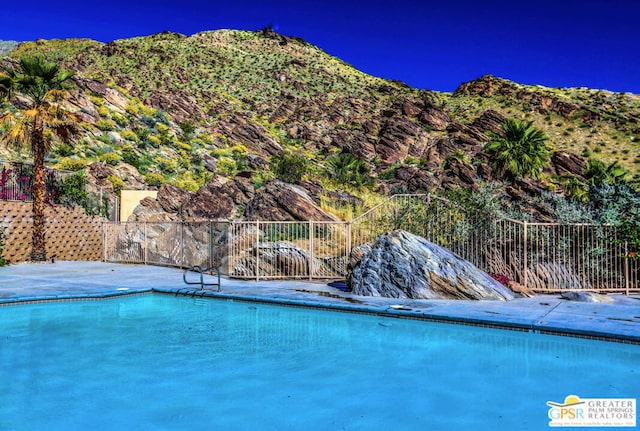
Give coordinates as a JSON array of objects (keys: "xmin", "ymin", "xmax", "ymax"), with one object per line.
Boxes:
[{"xmin": 0, "ymin": 294, "xmax": 638, "ymax": 430}]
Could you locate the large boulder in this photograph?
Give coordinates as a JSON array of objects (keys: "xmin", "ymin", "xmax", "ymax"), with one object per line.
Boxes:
[
  {"xmin": 350, "ymin": 230, "xmax": 515, "ymax": 300},
  {"xmin": 230, "ymin": 241, "xmax": 345, "ymax": 279},
  {"xmin": 186, "ymin": 176, "xmax": 253, "ymax": 220},
  {"xmin": 157, "ymin": 184, "xmax": 192, "ymax": 214},
  {"xmin": 244, "ymin": 180, "xmax": 340, "ymax": 221}
]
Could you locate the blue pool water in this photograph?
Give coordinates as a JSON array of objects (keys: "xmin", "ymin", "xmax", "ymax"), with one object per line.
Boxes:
[{"xmin": 0, "ymin": 294, "xmax": 638, "ymax": 430}]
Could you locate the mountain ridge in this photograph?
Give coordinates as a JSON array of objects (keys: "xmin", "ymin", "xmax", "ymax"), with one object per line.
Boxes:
[{"xmin": 1, "ymin": 29, "xmax": 639, "ymax": 222}]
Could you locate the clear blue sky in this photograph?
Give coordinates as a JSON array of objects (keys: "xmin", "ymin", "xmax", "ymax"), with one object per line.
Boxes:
[{"xmin": 2, "ymin": 0, "xmax": 639, "ymax": 93}]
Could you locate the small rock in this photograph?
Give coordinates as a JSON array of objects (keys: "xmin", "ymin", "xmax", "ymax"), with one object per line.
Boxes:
[{"xmin": 560, "ymin": 292, "xmax": 614, "ymax": 303}]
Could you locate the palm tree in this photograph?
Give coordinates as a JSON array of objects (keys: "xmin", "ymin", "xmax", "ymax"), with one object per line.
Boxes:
[
  {"xmin": 326, "ymin": 152, "xmax": 372, "ymax": 187},
  {"xmin": 0, "ymin": 57, "xmax": 77, "ymax": 261},
  {"xmin": 485, "ymin": 118, "xmax": 552, "ymax": 180},
  {"xmin": 582, "ymin": 158, "xmax": 628, "ymax": 186}
]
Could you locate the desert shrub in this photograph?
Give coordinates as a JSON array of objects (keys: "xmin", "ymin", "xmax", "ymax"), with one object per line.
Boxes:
[
  {"xmin": 144, "ymin": 172, "xmax": 165, "ymax": 187},
  {"xmin": 216, "ymin": 157, "xmax": 238, "ymax": 177},
  {"xmin": 156, "ymin": 123, "xmax": 170, "ymax": 134},
  {"xmin": 96, "ymin": 105, "xmax": 110, "ymax": 117},
  {"xmin": 211, "ymin": 144, "xmax": 249, "ymax": 176},
  {"xmin": 56, "ymin": 158, "xmax": 88, "ymax": 171},
  {"xmin": 106, "ymin": 174, "xmax": 124, "ymax": 194},
  {"xmin": 112, "ymin": 112, "xmax": 129, "ymax": 127},
  {"xmin": 269, "ymin": 152, "xmax": 308, "ymax": 183},
  {"xmin": 99, "ymin": 152, "xmax": 121, "ymax": 166},
  {"xmin": 135, "ymin": 126, "xmax": 149, "ymax": 139},
  {"xmin": 53, "ymin": 143, "xmax": 74, "ymax": 157},
  {"xmin": 125, "ymin": 100, "xmax": 140, "ymax": 115},
  {"xmin": 175, "ymin": 141, "xmax": 193, "ymax": 152},
  {"xmin": 121, "ymin": 148, "xmax": 141, "ymax": 169},
  {"xmin": 157, "ymin": 158, "xmax": 177, "ymax": 174},
  {"xmin": 175, "ymin": 179, "xmax": 199, "ymax": 192},
  {"xmin": 121, "ymin": 129, "xmax": 139, "ymax": 142},
  {"xmin": 147, "ymin": 135, "xmax": 161, "ymax": 148},
  {"xmin": 89, "ymin": 95, "xmax": 104, "ymax": 106},
  {"xmin": 176, "ymin": 151, "xmax": 190, "ymax": 170},
  {"xmin": 379, "ymin": 163, "xmax": 401, "ymax": 180},
  {"xmin": 588, "ymin": 182, "xmax": 640, "ymax": 225},
  {"xmin": 95, "ymin": 119, "xmax": 116, "ymax": 131}
]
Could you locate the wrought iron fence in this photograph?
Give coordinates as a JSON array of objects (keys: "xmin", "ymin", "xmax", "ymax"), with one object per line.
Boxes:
[
  {"xmin": 101, "ymin": 194, "xmax": 639, "ymax": 293},
  {"xmin": 0, "ymin": 161, "xmax": 55, "ymax": 201},
  {"xmin": 0, "ymin": 160, "xmax": 119, "ymax": 221}
]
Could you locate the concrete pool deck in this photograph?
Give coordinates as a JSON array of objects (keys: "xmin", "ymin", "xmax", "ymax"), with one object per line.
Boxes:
[{"xmin": 1, "ymin": 261, "xmax": 639, "ymax": 344}]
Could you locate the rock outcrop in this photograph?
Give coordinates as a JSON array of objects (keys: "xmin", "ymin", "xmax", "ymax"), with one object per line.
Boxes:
[
  {"xmin": 244, "ymin": 180, "xmax": 340, "ymax": 222},
  {"xmin": 350, "ymin": 230, "xmax": 515, "ymax": 300}
]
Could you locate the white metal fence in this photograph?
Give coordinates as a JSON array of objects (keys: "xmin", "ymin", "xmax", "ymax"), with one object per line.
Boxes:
[
  {"xmin": 228, "ymin": 221, "xmax": 349, "ymax": 280},
  {"xmin": 490, "ymin": 220, "xmax": 638, "ymax": 293},
  {"xmin": 103, "ymin": 221, "xmax": 228, "ymax": 269},
  {"xmin": 102, "ymin": 194, "xmax": 639, "ymax": 293}
]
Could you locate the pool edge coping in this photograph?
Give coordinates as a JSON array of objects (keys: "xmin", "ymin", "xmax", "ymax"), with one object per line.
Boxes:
[
  {"xmin": 153, "ymin": 287, "xmax": 640, "ymax": 345},
  {"xmin": 1, "ymin": 286, "xmax": 638, "ymax": 346}
]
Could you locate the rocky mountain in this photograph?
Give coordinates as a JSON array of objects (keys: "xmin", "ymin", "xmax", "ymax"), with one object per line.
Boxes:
[
  {"xmin": 0, "ymin": 41, "xmax": 18, "ymax": 56},
  {"xmin": 1, "ymin": 29, "xmax": 639, "ymax": 222}
]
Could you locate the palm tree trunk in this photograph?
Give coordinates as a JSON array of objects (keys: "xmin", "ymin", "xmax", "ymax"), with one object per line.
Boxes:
[{"xmin": 30, "ymin": 128, "xmax": 47, "ymax": 262}]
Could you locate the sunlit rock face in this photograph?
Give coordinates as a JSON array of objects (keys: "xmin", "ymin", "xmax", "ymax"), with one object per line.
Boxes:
[{"xmin": 350, "ymin": 230, "xmax": 515, "ymax": 301}]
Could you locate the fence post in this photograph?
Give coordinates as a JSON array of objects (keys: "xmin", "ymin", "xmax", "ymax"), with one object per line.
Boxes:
[
  {"xmin": 180, "ymin": 221, "xmax": 184, "ymax": 267},
  {"xmin": 523, "ymin": 221, "xmax": 528, "ymax": 290},
  {"xmin": 209, "ymin": 220, "xmax": 213, "ymax": 271},
  {"xmin": 144, "ymin": 222, "xmax": 147, "ymax": 265},
  {"xmin": 345, "ymin": 221, "xmax": 352, "ymax": 276},
  {"xmin": 624, "ymin": 240, "xmax": 630, "ymax": 296},
  {"xmin": 102, "ymin": 221, "xmax": 106, "ymax": 262},
  {"xmin": 226, "ymin": 221, "xmax": 231, "ymax": 276},
  {"xmin": 308, "ymin": 221, "xmax": 314, "ymax": 280},
  {"xmin": 255, "ymin": 220, "xmax": 260, "ymax": 282}
]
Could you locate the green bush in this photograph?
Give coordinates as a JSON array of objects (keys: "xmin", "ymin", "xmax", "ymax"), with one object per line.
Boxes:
[
  {"xmin": 148, "ymin": 135, "xmax": 161, "ymax": 148},
  {"xmin": 112, "ymin": 112, "xmax": 129, "ymax": 127},
  {"xmin": 106, "ymin": 174, "xmax": 124, "ymax": 194},
  {"xmin": 179, "ymin": 120, "xmax": 197, "ymax": 139},
  {"xmin": 379, "ymin": 163, "xmax": 401, "ymax": 180},
  {"xmin": 95, "ymin": 119, "xmax": 116, "ymax": 131},
  {"xmin": 99, "ymin": 151, "xmax": 121, "ymax": 166},
  {"xmin": 175, "ymin": 179, "xmax": 199, "ymax": 192},
  {"xmin": 122, "ymin": 149, "xmax": 141, "ymax": 169},
  {"xmin": 56, "ymin": 158, "xmax": 88, "ymax": 171},
  {"xmin": 144, "ymin": 172, "xmax": 165, "ymax": 187},
  {"xmin": 55, "ymin": 171, "xmax": 89, "ymax": 207},
  {"xmin": 121, "ymin": 129, "xmax": 139, "ymax": 142},
  {"xmin": 53, "ymin": 143, "xmax": 74, "ymax": 157},
  {"xmin": 269, "ymin": 152, "xmax": 308, "ymax": 183}
]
